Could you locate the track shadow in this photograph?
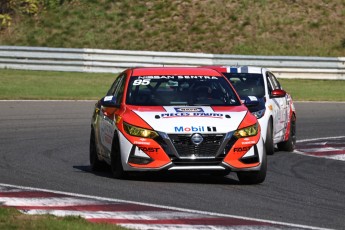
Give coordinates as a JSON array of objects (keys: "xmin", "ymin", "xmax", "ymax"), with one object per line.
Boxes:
[
  {"xmin": 73, "ymin": 165, "xmax": 113, "ymax": 179},
  {"xmin": 73, "ymin": 165, "xmax": 241, "ymax": 185}
]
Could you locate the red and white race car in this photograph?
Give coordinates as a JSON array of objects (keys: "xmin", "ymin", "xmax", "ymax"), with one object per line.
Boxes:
[
  {"xmin": 204, "ymin": 66, "xmax": 296, "ymax": 155},
  {"xmin": 90, "ymin": 67, "xmax": 266, "ymax": 184}
]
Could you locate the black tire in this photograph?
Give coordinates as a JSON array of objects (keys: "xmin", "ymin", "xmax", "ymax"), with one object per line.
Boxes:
[
  {"xmin": 237, "ymin": 149, "xmax": 267, "ymax": 185},
  {"xmin": 111, "ymin": 134, "xmax": 128, "ymax": 179},
  {"xmin": 89, "ymin": 129, "xmax": 105, "ymax": 171},
  {"xmin": 278, "ymin": 115, "xmax": 296, "ymax": 152},
  {"xmin": 265, "ymin": 119, "xmax": 275, "ymax": 155}
]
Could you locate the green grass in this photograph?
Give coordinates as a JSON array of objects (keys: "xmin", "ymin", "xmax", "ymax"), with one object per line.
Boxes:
[
  {"xmin": 0, "ymin": 207, "xmax": 127, "ymax": 230},
  {"xmin": 1, "ymin": 0, "xmax": 345, "ymax": 57},
  {"xmin": 0, "ymin": 69, "xmax": 115, "ymax": 100},
  {"xmin": 280, "ymin": 79, "xmax": 345, "ymax": 101},
  {"xmin": 0, "ymin": 69, "xmax": 344, "ymax": 101}
]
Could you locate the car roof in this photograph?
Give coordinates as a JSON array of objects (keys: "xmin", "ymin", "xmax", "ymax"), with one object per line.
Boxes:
[
  {"xmin": 131, "ymin": 67, "xmax": 223, "ymax": 76},
  {"xmin": 202, "ymin": 66, "xmax": 264, "ymax": 74}
]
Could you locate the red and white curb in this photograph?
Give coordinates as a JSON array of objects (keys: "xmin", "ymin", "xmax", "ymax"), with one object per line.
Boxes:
[
  {"xmin": 0, "ymin": 183, "xmax": 326, "ymax": 230},
  {"xmin": 296, "ymin": 136, "xmax": 345, "ymax": 161}
]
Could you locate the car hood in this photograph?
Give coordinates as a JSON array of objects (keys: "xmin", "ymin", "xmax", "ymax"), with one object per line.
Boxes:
[{"xmin": 129, "ymin": 105, "xmax": 248, "ymax": 134}]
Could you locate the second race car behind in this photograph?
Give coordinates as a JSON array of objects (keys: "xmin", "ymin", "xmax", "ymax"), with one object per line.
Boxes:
[{"xmin": 204, "ymin": 66, "xmax": 296, "ymax": 155}]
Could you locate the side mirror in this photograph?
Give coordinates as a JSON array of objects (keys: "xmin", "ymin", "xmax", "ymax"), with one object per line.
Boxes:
[
  {"xmin": 101, "ymin": 96, "xmax": 119, "ymax": 107},
  {"xmin": 271, "ymin": 89, "xmax": 286, "ymax": 98},
  {"xmin": 243, "ymin": 96, "xmax": 260, "ymax": 108}
]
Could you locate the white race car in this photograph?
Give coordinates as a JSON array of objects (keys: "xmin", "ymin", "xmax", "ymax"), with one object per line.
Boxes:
[
  {"xmin": 90, "ymin": 67, "xmax": 266, "ymax": 184},
  {"xmin": 205, "ymin": 66, "xmax": 296, "ymax": 155}
]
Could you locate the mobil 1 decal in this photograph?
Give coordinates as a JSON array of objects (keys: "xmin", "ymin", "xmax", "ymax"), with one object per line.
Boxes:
[{"xmin": 174, "ymin": 126, "xmax": 217, "ymax": 133}]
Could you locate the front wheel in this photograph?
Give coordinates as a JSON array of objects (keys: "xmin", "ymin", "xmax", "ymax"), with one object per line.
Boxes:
[
  {"xmin": 111, "ymin": 135, "xmax": 128, "ymax": 179},
  {"xmin": 278, "ymin": 115, "xmax": 296, "ymax": 152},
  {"xmin": 265, "ymin": 120, "xmax": 274, "ymax": 155},
  {"xmin": 237, "ymin": 149, "xmax": 267, "ymax": 185},
  {"xmin": 90, "ymin": 129, "xmax": 105, "ymax": 171}
]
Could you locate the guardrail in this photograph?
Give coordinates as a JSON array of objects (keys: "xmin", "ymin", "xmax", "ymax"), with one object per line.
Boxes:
[{"xmin": 0, "ymin": 46, "xmax": 344, "ymax": 80}]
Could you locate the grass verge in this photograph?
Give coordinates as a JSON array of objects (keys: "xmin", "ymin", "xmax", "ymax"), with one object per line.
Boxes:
[
  {"xmin": 0, "ymin": 69, "xmax": 344, "ymax": 101},
  {"xmin": 279, "ymin": 79, "xmax": 345, "ymax": 102},
  {"xmin": 0, "ymin": 69, "xmax": 115, "ymax": 100},
  {"xmin": 0, "ymin": 207, "xmax": 126, "ymax": 230}
]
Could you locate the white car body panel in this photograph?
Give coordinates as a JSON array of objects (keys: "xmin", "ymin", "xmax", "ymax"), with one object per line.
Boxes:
[{"xmin": 132, "ymin": 106, "xmax": 247, "ymax": 134}]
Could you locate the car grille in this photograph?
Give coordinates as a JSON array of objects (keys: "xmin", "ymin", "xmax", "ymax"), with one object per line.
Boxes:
[{"xmin": 168, "ymin": 134, "xmax": 225, "ymax": 158}]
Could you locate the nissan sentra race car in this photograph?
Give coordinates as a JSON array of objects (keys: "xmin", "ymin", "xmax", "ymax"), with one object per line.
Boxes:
[
  {"xmin": 204, "ymin": 66, "xmax": 296, "ymax": 155},
  {"xmin": 90, "ymin": 67, "xmax": 266, "ymax": 184}
]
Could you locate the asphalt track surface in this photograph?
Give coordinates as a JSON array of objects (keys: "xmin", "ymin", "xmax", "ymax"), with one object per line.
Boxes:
[{"xmin": 0, "ymin": 101, "xmax": 344, "ymax": 229}]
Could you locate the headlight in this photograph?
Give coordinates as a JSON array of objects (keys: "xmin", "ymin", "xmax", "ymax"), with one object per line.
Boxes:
[
  {"xmin": 234, "ymin": 123, "xmax": 259, "ymax": 138},
  {"xmin": 123, "ymin": 122, "xmax": 158, "ymax": 139},
  {"xmin": 252, "ymin": 109, "xmax": 265, "ymax": 119}
]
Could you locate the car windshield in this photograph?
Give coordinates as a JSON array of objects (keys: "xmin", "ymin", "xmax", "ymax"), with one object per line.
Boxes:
[
  {"xmin": 126, "ymin": 75, "xmax": 241, "ymax": 106},
  {"xmin": 222, "ymin": 73, "xmax": 265, "ymax": 98}
]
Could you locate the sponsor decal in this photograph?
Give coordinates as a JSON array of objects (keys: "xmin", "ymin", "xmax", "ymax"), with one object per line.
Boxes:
[
  {"xmin": 174, "ymin": 126, "xmax": 217, "ymax": 132},
  {"xmin": 234, "ymin": 147, "xmax": 251, "ymax": 152},
  {"xmin": 133, "ymin": 141, "xmax": 151, "ymax": 145},
  {"xmin": 192, "ymin": 112, "xmax": 223, "ymax": 118},
  {"xmin": 104, "ymin": 96, "xmax": 113, "ymax": 101},
  {"xmin": 136, "ymin": 76, "xmax": 219, "ymax": 80},
  {"xmin": 139, "ymin": 147, "xmax": 159, "ymax": 152},
  {"xmin": 241, "ymin": 141, "xmax": 256, "ymax": 145},
  {"xmin": 134, "ymin": 138, "xmax": 151, "ymax": 145},
  {"xmin": 161, "ymin": 113, "xmax": 190, "ymax": 118},
  {"xmin": 175, "ymin": 107, "xmax": 204, "ymax": 112},
  {"xmin": 161, "ymin": 112, "xmax": 223, "ymax": 118}
]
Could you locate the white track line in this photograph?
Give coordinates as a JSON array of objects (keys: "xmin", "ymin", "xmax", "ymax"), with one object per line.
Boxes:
[
  {"xmin": 297, "ymin": 136, "xmax": 345, "ymax": 143},
  {"xmin": 22, "ymin": 210, "xmax": 208, "ymax": 220},
  {"xmin": 0, "ymin": 183, "xmax": 329, "ymax": 230},
  {"xmin": 295, "ymin": 136, "xmax": 345, "ymax": 161}
]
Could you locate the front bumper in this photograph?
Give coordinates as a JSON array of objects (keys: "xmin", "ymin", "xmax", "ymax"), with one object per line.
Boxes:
[{"xmin": 119, "ymin": 130, "xmax": 264, "ymax": 172}]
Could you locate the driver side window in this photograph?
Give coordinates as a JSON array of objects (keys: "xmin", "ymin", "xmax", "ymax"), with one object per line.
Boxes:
[
  {"xmin": 113, "ymin": 75, "xmax": 126, "ymax": 106},
  {"xmin": 267, "ymin": 72, "xmax": 281, "ymax": 90},
  {"xmin": 266, "ymin": 72, "xmax": 281, "ymax": 95},
  {"xmin": 106, "ymin": 73, "xmax": 125, "ymax": 96}
]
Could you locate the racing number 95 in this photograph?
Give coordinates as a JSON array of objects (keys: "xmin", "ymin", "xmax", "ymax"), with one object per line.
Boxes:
[{"xmin": 133, "ymin": 79, "xmax": 151, "ymax": 85}]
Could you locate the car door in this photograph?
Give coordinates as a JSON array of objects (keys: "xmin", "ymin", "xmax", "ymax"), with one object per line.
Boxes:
[
  {"xmin": 266, "ymin": 72, "xmax": 288, "ymax": 142},
  {"xmin": 98, "ymin": 73, "xmax": 127, "ymax": 159}
]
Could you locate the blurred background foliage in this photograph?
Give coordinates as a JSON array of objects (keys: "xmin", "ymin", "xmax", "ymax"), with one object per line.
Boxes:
[
  {"xmin": 0, "ymin": 0, "xmax": 66, "ymax": 29},
  {"xmin": 0, "ymin": 0, "xmax": 344, "ymax": 56}
]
